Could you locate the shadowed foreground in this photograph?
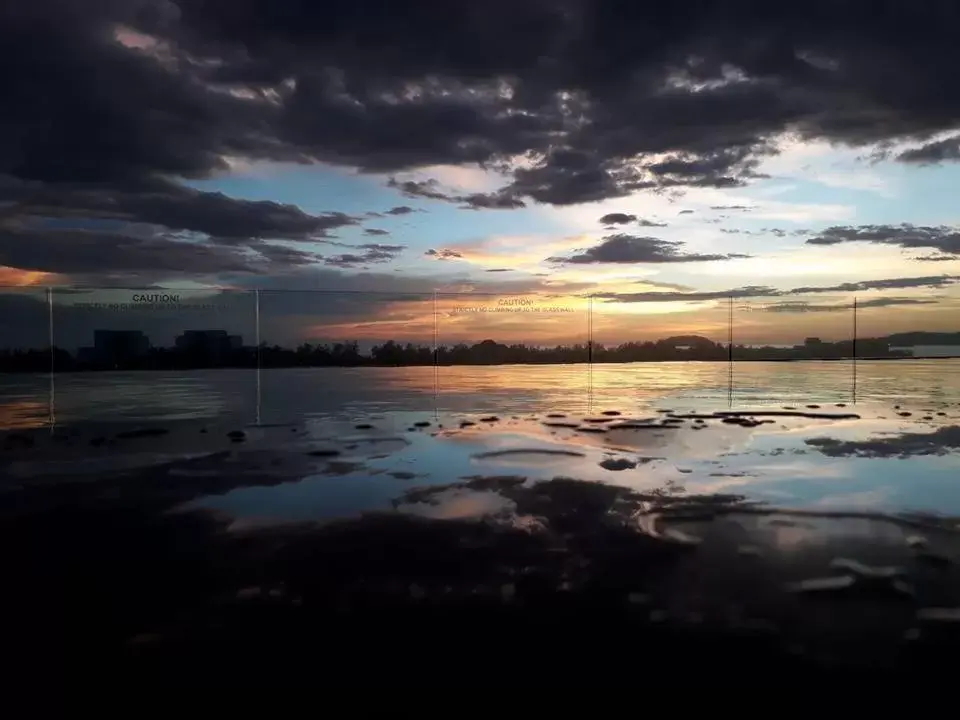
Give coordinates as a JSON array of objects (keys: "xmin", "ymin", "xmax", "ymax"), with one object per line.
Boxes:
[
  {"xmin": 5, "ymin": 470, "xmax": 960, "ymax": 696},
  {"xmin": 4, "ymin": 404, "xmax": 960, "ymax": 698}
]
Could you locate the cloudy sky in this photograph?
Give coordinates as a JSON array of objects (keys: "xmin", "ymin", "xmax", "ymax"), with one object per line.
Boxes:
[{"xmin": 3, "ymin": 0, "xmax": 960, "ymax": 350}]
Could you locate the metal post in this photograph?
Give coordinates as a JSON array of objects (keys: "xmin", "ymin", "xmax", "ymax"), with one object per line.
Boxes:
[
  {"xmin": 587, "ymin": 294, "xmax": 594, "ymax": 413},
  {"xmin": 852, "ymin": 296, "xmax": 858, "ymax": 404},
  {"xmin": 433, "ymin": 290, "xmax": 439, "ymax": 417},
  {"xmin": 255, "ymin": 288, "xmax": 261, "ymax": 426},
  {"xmin": 727, "ymin": 294, "xmax": 734, "ymax": 407},
  {"xmin": 47, "ymin": 286, "xmax": 55, "ymax": 431}
]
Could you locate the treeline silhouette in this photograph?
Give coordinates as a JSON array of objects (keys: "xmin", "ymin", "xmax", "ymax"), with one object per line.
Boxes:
[{"xmin": 2, "ymin": 333, "xmax": 956, "ymax": 372}]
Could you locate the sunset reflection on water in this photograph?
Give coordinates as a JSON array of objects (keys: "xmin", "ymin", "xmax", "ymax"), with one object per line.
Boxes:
[
  {"xmin": 0, "ymin": 359, "xmax": 959, "ymax": 428},
  {"xmin": 0, "ymin": 399, "xmax": 49, "ymax": 429}
]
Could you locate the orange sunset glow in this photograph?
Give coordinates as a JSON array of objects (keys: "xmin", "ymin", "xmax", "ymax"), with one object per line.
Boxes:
[
  {"xmin": 293, "ymin": 289, "xmax": 960, "ymax": 347},
  {"xmin": 0, "ymin": 266, "xmax": 57, "ymax": 287}
]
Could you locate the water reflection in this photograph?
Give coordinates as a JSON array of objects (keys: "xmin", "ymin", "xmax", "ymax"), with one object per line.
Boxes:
[
  {"xmin": 807, "ymin": 425, "xmax": 960, "ymax": 458},
  {"xmin": 2, "ymin": 357, "xmax": 960, "ymax": 518},
  {"xmin": 10, "ymin": 460, "xmax": 960, "ymax": 681},
  {"xmin": 3, "ymin": 359, "xmax": 960, "ymax": 429},
  {"xmin": 5, "ymin": 374, "xmax": 960, "ymax": 682},
  {"xmin": 4, "ymin": 399, "xmax": 954, "ymax": 518},
  {"xmin": 0, "ymin": 398, "xmax": 49, "ymax": 430},
  {"xmin": 396, "ymin": 487, "xmax": 517, "ymax": 522}
]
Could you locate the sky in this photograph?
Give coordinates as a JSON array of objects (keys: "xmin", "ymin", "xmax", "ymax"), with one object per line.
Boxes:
[{"xmin": 2, "ymin": 0, "xmax": 960, "ymax": 350}]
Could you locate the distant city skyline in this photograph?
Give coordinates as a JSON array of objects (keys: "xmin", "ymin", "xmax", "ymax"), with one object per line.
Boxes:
[
  {"xmin": 3, "ymin": 328, "xmax": 959, "ymax": 375},
  {"xmin": 73, "ymin": 328, "xmax": 245, "ymax": 366},
  {"xmin": 1, "ymin": 286, "xmax": 959, "ymax": 354},
  {"xmin": 4, "ymin": 322, "xmax": 959, "ymax": 360}
]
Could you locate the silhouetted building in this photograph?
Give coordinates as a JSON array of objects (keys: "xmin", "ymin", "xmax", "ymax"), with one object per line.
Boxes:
[
  {"xmin": 79, "ymin": 330, "xmax": 150, "ymax": 365},
  {"xmin": 804, "ymin": 337, "xmax": 822, "ymax": 346},
  {"xmin": 175, "ymin": 330, "xmax": 243, "ymax": 363}
]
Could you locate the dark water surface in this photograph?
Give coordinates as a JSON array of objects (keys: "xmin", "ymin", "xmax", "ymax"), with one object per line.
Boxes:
[{"xmin": 4, "ymin": 361, "xmax": 960, "ymax": 689}]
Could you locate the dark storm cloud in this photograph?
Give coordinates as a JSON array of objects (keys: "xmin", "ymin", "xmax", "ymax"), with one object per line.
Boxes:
[
  {"xmin": 916, "ymin": 254, "xmax": 956, "ymax": 262},
  {"xmin": 856, "ymin": 296, "xmax": 943, "ymax": 308},
  {"xmin": 763, "ymin": 297, "xmax": 938, "ymax": 313},
  {"xmin": 0, "ymin": 225, "xmax": 261, "ymax": 276},
  {"xmin": 645, "ymin": 147, "xmax": 769, "ymax": 187},
  {"xmin": 598, "ymin": 275, "xmax": 960, "ymax": 303},
  {"xmin": 221, "ymin": 265, "xmax": 591, "ymax": 299},
  {"xmin": 425, "ymin": 248, "xmax": 463, "ymax": 260},
  {"xmin": 361, "ymin": 243, "xmax": 405, "ymax": 254},
  {"xmin": 790, "ymin": 275, "xmax": 960, "ymax": 293},
  {"xmin": 459, "ymin": 191, "xmax": 526, "ymax": 210},
  {"xmin": 485, "ymin": 268, "xmax": 513, "ymax": 273},
  {"xmin": 11, "ymin": 0, "xmax": 960, "ymax": 213},
  {"xmin": 548, "ymin": 234, "xmax": 749, "ymax": 264},
  {"xmin": 247, "ymin": 240, "xmax": 323, "ymax": 267},
  {"xmin": 387, "ymin": 178, "xmax": 525, "ymax": 210},
  {"xmin": 897, "ymin": 135, "xmax": 960, "ymax": 164},
  {"xmin": 363, "ymin": 228, "xmax": 389, "ymax": 236},
  {"xmin": 762, "ymin": 301, "xmax": 850, "ymax": 313},
  {"xmin": 679, "ymin": 210, "xmax": 694, "ymax": 215},
  {"xmin": 0, "ymin": 176, "xmax": 360, "ymax": 242},
  {"xmin": 0, "ymin": 2, "xmax": 283, "ymax": 186},
  {"xmin": 595, "ymin": 285, "xmax": 778, "ymax": 303},
  {"xmin": 323, "ymin": 254, "xmax": 371, "ymax": 268},
  {"xmin": 598, "ymin": 213, "xmax": 667, "ymax": 228},
  {"xmin": 385, "ymin": 206, "xmax": 417, "ymax": 216},
  {"xmin": 387, "ymin": 178, "xmax": 451, "ymax": 202},
  {"xmin": 323, "ymin": 243, "xmax": 405, "ymax": 268},
  {"xmin": 806, "ymin": 225, "xmax": 960, "ymax": 255},
  {"xmin": 710, "ymin": 205, "xmax": 753, "ymax": 211},
  {"xmin": 0, "ymin": 175, "xmax": 362, "ymax": 284},
  {"xmin": 505, "ymin": 149, "xmax": 671, "ymax": 206},
  {"xmin": 598, "ymin": 213, "xmax": 636, "ymax": 225},
  {"xmin": 12, "ymin": 0, "xmax": 960, "ymax": 282}
]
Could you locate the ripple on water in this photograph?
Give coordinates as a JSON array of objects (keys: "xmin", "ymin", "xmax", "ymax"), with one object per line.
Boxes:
[{"xmin": 7, "ymin": 402, "xmax": 960, "ymax": 525}]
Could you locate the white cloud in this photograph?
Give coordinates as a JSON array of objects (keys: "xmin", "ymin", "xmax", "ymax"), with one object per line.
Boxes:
[
  {"xmin": 395, "ymin": 164, "xmax": 506, "ymax": 193},
  {"xmin": 746, "ymin": 199, "xmax": 854, "ymax": 223},
  {"xmin": 687, "ymin": 242, "xmax": 941, "ymax": 283},
  {"xmin": 757, "ymin": 136, "xmax": 897, "ymax": 198},
  {"xmin": 814, "ymin": 171, "xmax": 892, "ymax": 195}
]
